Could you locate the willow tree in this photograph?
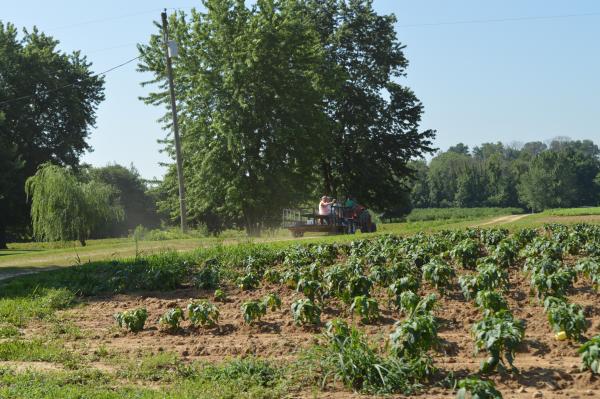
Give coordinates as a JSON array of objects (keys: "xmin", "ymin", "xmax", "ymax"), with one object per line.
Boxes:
[{"xmin": 25, "ymin": 164, "xmax": 122, "ymax": 246}]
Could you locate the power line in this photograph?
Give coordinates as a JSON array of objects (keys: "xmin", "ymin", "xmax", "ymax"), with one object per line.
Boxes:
[
  {"xmin": 396, "ymin": 11, "xmax": 600, "ymax": 28},
  {"xmin": 0, "ymin": 55, "xmax": 141, "ymax": 106}
]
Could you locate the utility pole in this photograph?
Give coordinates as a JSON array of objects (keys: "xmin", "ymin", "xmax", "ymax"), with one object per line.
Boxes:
[{"xmin": 161, "ymin": 10, "xmax": 187, "ymax": 232}]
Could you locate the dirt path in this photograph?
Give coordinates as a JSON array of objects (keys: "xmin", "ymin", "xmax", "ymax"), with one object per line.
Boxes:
[{"xmin": 478, "ymin": 213, "xmax": 531, "ymax": 226}]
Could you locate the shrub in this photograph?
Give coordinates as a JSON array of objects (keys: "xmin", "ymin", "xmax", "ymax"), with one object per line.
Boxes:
[
  {"xmin": 114, "ymin": 308, "xmax": 147, "ymax": 332},
  {"xmin": 350, "ymin": 296, "xmax": 380, "ymax": 324},
  {"xmin": 187, "ymin": 300, "xmax": 219, "ymax": 327},
  {"xmin": 158, "ymin": 307, "xmax": 185, "ymax": 331},
  {"xmin": 291, "ymin": 299, "xmax": 321, "ymax": 326},
  {"xmin": 472, "ymin": 310, "xmax": 524, "ymax": 373},
  {"xmin": 579, "ymin": 335, "xmax": 600, "ymax": 374},
  {"xmin": 455, "ymin": 377, "xmax": 502, "ymax": 399},
  {"xmin": 241, "ymin": 300, "xmax": 267, "ymax": 324}
]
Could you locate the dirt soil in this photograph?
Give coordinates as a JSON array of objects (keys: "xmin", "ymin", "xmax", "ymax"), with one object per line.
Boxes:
[{"xmin": 45, "ymin": 263, "xmax": 600, "ymax": 399}]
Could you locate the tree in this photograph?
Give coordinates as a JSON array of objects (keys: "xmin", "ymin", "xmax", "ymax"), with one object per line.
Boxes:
[
  {"xmin": 0, "ymin": 130, "xmax": 24, "ymax": 248},
  {"xmin": 306, "ymin": 0, "xmax": 435, "ymax": 210},
  {"xmin": 140, "ymin": 1, "xmax": 332, "ymax": 235},
  {"xmin": 25, "ymin": 164, "xmax": 122, "ymax": 246},
  {"xmin": 86, "ymin": 164, "xmax": 159, "ymax": 237},
  {"xmin": 0, "ymin": 22, "xmax": 104, "ymax": 247},
  {"xmin": 518, "ymin": 151, "xmax": 578, "ymax": 211}
]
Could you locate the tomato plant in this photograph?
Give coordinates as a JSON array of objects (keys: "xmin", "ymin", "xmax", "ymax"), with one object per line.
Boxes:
[
  {"xmin": 350, "ymin": 295, "xmax": 380, "ymax": 324},
  {"xmin": 114, "ymin": 308, "xmax": 148, "ymax": 333},
  {"xmin": 291, "ymin": 298, "xmax": 321, "ymax": 326},
  {"xmin": 158, "ymin": 307, "xmax": 185, "ymax": 331},
  {"xmin": 241, "ymin": 300, "xmax": 267, "ymax": 324},
  {"xmin": 472, "ymin": 310, "xmax": 524, "ymax": 373},
  {"xmin": 187, "ymin": 300, "xmax": 219, "ymax": 327}
]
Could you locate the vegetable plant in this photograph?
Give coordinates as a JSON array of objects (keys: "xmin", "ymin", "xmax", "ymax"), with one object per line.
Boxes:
[
  {"xmin": 237, "ymin": 272, "xmax": 260, "ymax": 290},
  {"xmin": 543, "ymin": 296, "xmax": 587, "ymax": 340},
  {"xmin": 474, "ymin": 291, "xmax": 508, "ymax": 316},
  {"xmin": 400, "ymin": 293, "xmax": 437, "ymax": 318},
  {"xmin": 387, "ymin": 276, "xmax": 420, "ymax": 308},
  {"xmin": 296, "ymin": 278, "xmax": 323, "ymax": 302},
  {"xmin": 213, "ymin": 288, "xmax": 227, "ymax": 302},
  {"xmin": 241, "ymin": 300, "xmax": 267, "ymax": 324},
  {"xmin": 455, "ymin": 377, "xmax": 502, "ymax": 399},
  {"xmin": 263, "ymin": 268, "xmax": 281, "ymax": 284},
  {"xmin": 472, "ymin": 310, "xmax": 524, "ymax": 373},
  {"xmin": 531, "ymin": 267, "xmax": 575, "ymax": 299},
  {"xmin": 422, "ymin": 257, "xmax": 455, "ymax": 295},
  {"xmin": 291, "ymin": 298, "xmax": 321, "ymax": 326},
  {"xmin": 350, "ymin": 295, "xmax": 380, "ymax": 324},
  {"xmin": 450, "ymin": 239, "xmax": 480, "ymax": 269},
  {"xmin": 262, "ymin": 293, "xmax": 282, "ymax": 312},
  {"xmin": 575, "ymin": 258, "xmax": 600, "ymax": 291},
  {"xmin": 390, "ymin": 313, "xmax": 438, "ymax": 358},
  {"xmin": 578, "ymin": 335, "xmax": 600, "ymax": 374},
  {"xmin": 187, "ymin": 300, "xmax": 219, "ymax": 327},
  {"xmin": 158, "ymin": 307, "xmax": 185, "ymax": 331},
  {"xmin": 114, "ymin": 308, "xmax": 148, "ymax": 333},
  {"xmin": 458, "ymin": 274, "xmax": 480, "ymax": 300},
  {"xmin": 193, "ymin": 259, "xmax": 220, "ymax": 289}
]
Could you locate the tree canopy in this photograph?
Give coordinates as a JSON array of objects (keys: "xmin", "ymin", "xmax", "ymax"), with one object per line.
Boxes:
[
  {"xmin": 25, "ymin": 164, "xmax": 123, "ymax": 246},
  {"xmin": 410, "ymin": 139, "xmax": 600, "ymax": 211},
  {"xmin": 0, "ymin": 22, "xmax": 104, "ymax": 247},
  {"xmin": 139, "ymin": 0, "xmax": 435, "ymax": 234}
]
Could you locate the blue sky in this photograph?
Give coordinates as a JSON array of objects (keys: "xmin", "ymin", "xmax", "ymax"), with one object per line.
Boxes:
[{"xmin": 3, "ymin": 1, "xmax": 600, "ymax": 179}]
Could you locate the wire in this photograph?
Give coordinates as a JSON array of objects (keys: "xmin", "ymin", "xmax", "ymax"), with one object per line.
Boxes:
[
  {"xmin": 0, "ymin": 55, "xmax": 142, "ymax": 106},
  {"xmin": 397, "ymin": 11, "xmax": 600, "ymax": 28}
]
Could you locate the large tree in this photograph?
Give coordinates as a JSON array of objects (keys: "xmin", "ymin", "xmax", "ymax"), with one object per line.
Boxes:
[
  {"xmin": 306, "ymin": 0, "xmax": 435, "ymax": 209},
  {"xmin": 25, "ymin": 164, "xmax": 123, "ymax": 246},
  {"xmin": 0, "ymin": 22, "xmax": 104, "ymax": 247},
  {"xmin": 139, "ymin": 0, "xmax": 329, "ymax": 234}
]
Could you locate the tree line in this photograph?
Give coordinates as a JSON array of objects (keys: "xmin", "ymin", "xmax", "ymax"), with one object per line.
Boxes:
[{"xmin": 409, "ymin": 138, "xmax": 600, "ymax": 212}]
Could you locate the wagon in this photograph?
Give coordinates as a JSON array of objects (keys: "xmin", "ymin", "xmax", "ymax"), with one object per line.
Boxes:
[{"xmin": 282, "ymin": 204, "xmax": 377, "ymax": 237}]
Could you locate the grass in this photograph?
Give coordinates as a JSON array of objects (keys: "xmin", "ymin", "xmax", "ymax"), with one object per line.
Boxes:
[
  {"xmin": 405, "ymin": 207, "xmax": 523, "ymax": 222},
  {"xmin": 542, "ymin": 207, "xmax": 600, "ymax": 216}
]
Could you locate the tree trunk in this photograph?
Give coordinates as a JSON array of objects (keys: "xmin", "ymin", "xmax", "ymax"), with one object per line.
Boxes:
[
  {"xmin": 79, "ymin": 238, "xmax": 86, "ymax": 247},
  {"xmin": 321, "ymin": 159, "xmax": 334, "ymax": 195},
  {"xmin": 0, "ymin": 225, "xmax": 7, "ymax": 249}
]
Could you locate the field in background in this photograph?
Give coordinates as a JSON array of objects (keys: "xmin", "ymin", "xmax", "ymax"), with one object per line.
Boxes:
[
  {"xmin": 405, "ymin": 207, "xmax": 523, "ymax": 222},
  {"xmin": 3, "ymin": 207, "xmax": 600, "ymax": 278}
]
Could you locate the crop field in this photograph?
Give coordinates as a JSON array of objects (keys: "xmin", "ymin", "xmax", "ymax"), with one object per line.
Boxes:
[{"xmin": 1, "ymin": 222, "xmax": 600, "ymax": 398}]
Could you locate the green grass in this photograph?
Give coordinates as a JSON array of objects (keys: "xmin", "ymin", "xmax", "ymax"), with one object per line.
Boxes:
[
  {"xmin": 405, "ymin": 207, "xmax": 523, "ymax": 222},
  {"xmin": 542, "ymin": 207, "xmax": 600, "ymax": 216},
  {"xmin": 0, "ymin": 357, "xmax": 290, "ymax": 399}
]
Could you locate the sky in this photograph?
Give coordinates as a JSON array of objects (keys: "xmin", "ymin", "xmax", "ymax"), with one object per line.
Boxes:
[{"xmin": 3, "ymin": 0, "xmax": 600, "ymax": 180}]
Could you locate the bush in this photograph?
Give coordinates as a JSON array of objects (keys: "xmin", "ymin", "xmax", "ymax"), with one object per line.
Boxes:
[{"xmin": 114, "ymin": 308, "xmax": 147, "ymax": 332}]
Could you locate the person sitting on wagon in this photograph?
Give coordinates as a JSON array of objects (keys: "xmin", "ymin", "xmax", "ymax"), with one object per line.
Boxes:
[{"xmin": 319, "ymin": 196, "xmax": 335, "ymax": 224}]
